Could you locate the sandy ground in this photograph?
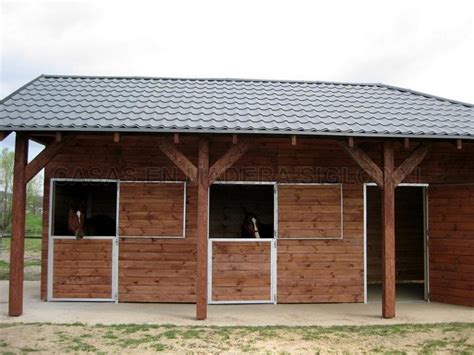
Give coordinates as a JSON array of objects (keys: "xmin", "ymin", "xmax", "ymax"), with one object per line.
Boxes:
[
  {"xmin": 1, "ymin": 322, "xmax": 473, "ymax": 353},
  {"xmin": 1, "ymin": 281, "xmax": 473, "ymax": 326}
]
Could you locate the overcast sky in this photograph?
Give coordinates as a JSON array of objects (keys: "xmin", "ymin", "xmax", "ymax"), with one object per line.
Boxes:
[{"xmin": 1, "ymin": 0, "xmax": 473, "ymax": 156}]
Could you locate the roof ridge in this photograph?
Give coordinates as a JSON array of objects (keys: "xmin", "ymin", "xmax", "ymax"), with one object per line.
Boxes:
[
  {"xmin": 41, "ymin": 74, "xmax": 474, "ymax": 108},
  {"xmin": 376, "ymin": 83, "xmax": 474, "ymax": 108},
  {"xmin": 41, "ymin": 74, "xmax": 380, "ymax": 87}
]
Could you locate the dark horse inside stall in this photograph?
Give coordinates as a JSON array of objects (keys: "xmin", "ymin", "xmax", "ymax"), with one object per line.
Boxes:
[
  {"xmin": 241, "ymin": 210, "xmax": 273, "ymax": 238},
  {"xmin": 68, "ymin": 201, "xmax": 116, "ymax": 239}
]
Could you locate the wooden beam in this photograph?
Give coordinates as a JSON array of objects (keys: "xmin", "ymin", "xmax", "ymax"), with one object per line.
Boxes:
[
  {"xmin": 392, "ymin": 143, "xmax": 431, "ymax": 186},
  {"xmin": 457, "ymin": 139, "xmax": 462, "ymax": 149},
  {"xmin": 113, "ymin": 132, "xmax": 120, "ymax": 143},
  {"xmin": 382, "ymin": 141, "xmax": 396, "ymax": 319},
  {"xmin": 348, "ymin": 137, "xmax": 354, "ymax": 148},
  {"xmin": 291, "ymin": 135, "xmax": 297, "ymax": 146},
  {"xmin": 9, "ymin": 133, "xmax": 28, "ymax": 316},
  {"xmin": 0, "ymin": 131, "xmax": 12, "ymax": 142},
  {"xmin": 173, "ymin": 133, "xmax": 180, "ymax": 144},
  {"xmin": 157, "ymin": 138, "xmax": 197, "ymax": 182},
  {"xmin": 209, "ymin": 140, "xmax": 252, "ymax": 185},
  {"xmin": 24, "ymin": 136, "xmax": 74, "ymax": 183},
  {"xmin": 404, "ymin": 138, "xmax": 410, "ymax": 149},
  {"xmin": 196, "ymin": 138, "xmax": 209, "ymax": 320},
  {"xmin": 339, "ymin": 141, "xmax": 384, "ymax": 187},
  {"xmin": 232, "ymin": 134, "xmax": 238, "ymax": 145},
  {"xmin": 55, "ymin": 132, "xmax": 62, "ymax": 142}
]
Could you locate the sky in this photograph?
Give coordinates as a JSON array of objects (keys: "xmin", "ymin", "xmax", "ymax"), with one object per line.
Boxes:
[{"xmin": 1, "ymin": 0, "xmax": 474, "ymax": 157}]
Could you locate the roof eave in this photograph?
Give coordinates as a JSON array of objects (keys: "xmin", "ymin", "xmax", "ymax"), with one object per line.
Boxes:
[{"xmin": 2, "ymin": 126, "xmax": 473, "ymax": 141}]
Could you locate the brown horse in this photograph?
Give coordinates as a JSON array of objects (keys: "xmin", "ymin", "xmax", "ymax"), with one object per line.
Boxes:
[
  {"xmin": 241, "ymin": 211, "xmax": 273, "ymax": 238},
  {"xmin": 68, "ymin": 201, "xmax": 115, "ymax": 239}
]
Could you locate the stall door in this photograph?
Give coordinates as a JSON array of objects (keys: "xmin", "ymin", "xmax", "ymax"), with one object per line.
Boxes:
[
  {"xmin": 429, "ymin": 185, "xmax": 474, "ymax": 307},
  {"xmin": 209, "ymin": 239, "xmax": 276, "ymax": 304},
  {"xmin": 49, "ymin": 238, "xmax": 116, "ymax": 301}
]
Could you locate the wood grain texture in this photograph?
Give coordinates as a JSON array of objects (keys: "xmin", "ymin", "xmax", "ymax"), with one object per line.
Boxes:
[
  {"xmin": 278, "ymin": 184, "xmax": 342, "ymax": 239},
  {"xmin": 38, "ymin": 136, "xmax": 474, "ymax": 309},
  {"xmin": 382, "ymin": 141, "xmax": 396, "ymax": 318},
  {"xmin": 212, "ymin": 241, "xmax": 271, "ymax": 301},
  {"xmin": 52, "ymin": 239, "xmax": 113, "ymax": 299},
  {"xmin": 119, "ymin": 182, "xmax": 185, "ymax": 237},
  {"xmin": 9, "ymin": 133, "xmax": 28, "ymax": 316},
  {"xmin": 277, "ymin": 184, "xmax": 364, "ymax": 303},
  {"xmin": 429, "ymin": 185, "xmax": 474, "ymax": 307},
  {"xmin": 196, "ymin": 138, "xmax": 209, "ymax": 319}
]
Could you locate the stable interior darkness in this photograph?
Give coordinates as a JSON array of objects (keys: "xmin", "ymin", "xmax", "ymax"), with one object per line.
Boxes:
[
  {"xmin": 209, "ymin": 184, "xmax": 274, "ymax": 238},
  {"xmin": 366, "ymin": 186, "xmax": 426, "ymax": 302},
  {"xmin": 52, "ymin": 181, "xmax": 117, "ymax": 236}
]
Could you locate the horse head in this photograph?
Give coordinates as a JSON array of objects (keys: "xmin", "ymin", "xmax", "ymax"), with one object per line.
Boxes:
[
  {"xmin": 68, "ymin": 201, "xmax": 86, "ymax": 239},
  {"xmin": 241, "ymin": 209, "xmax": 261, "ymax": 239}
]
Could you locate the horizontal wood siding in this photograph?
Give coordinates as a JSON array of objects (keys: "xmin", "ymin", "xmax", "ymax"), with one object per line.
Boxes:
[
  {"xmin": 52, "ymin": 239, "xmax": 113, "ymax": 299},
  {"xmin": 118, "ymin": 239, "xmax": 197, "ymax": 302},
  {"xmin": 212, "ymin": 241, "xmax": 271, "ymax": 301},
  {"xmin": 40, "ymin": 136, "xmax": 474, "ymax": 305},
  {"xmin": 118, "ymin": 184, "xmax": 197, "ymax": 302},
  {"xmin": 119, "ymin": 182, "xmax": 184, "ymax": 237},
  {"xmin": 277, "ymin": 184, "xmax": 364, "ymax": 303},
  {"xmin": 278, "ymin": 184, "xmax": 342, "ymax": 239},
  {"xmin": 429, "ymin": 185, "xmax": 474, "ymax": 307}
]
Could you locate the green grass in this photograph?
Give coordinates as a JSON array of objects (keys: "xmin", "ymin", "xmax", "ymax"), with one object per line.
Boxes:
[
  {"xmin": 0, "ymin": 237, "xmax": 42, "ymax": 253},
  {"xmin": 1, "ymin": 322, "xmax": 473, "ymax": 353},
  {"xmin": 25, "ymin": 214, "xmax": 42, "ymax": 237},
  {"xmin": 0, "ymin": 237, "xmax": 42, "ymax": 280}
]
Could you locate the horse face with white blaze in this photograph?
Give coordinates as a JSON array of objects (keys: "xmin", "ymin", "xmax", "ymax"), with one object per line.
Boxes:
[{"xmin": 241, "ymin": 211, "xmax": 273, "ymax": 239}]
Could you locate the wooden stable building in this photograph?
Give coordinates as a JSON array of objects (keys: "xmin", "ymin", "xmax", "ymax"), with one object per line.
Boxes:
[{"xmin": 1, "ymin": 75, "xmax": 473, "ymax": 320}]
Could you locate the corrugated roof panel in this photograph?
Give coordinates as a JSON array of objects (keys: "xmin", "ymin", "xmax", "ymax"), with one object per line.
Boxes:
[{"xmin": 1, "ymin": 75, "xmax": 473, "ymax": 139}]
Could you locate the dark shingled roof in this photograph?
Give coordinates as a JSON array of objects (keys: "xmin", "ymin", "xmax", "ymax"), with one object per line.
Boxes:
[{"xmin": 1, "ymin": 74, "xmax": 473, "ymax": 139}]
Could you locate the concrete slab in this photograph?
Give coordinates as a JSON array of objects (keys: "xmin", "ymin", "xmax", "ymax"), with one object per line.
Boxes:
[{"xmin": 1, "ymin": 282, "xmax": 473, "ymax": 326}]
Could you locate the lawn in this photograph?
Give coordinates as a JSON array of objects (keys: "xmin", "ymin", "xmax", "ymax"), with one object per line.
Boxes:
[
  {"xmin": 0, "ymin": 237, "xmax": 42, "ymax": 280},
  {"xmin": 0, "ymin": 322, "xmax": 472, "ymax": 353}
]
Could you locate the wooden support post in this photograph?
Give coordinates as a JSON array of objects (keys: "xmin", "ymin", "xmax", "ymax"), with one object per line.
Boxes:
[
  {"xmin": 157, "ymin": 138, "xmax": 198, "ymax": 182},
  {"xmin": 113, "ymin": 132, "xmax": 120, "ymax": 143},
  {"xmin": 24, "ymin": 136, "xmax": 75, "ymax": 183},
  {"xmin": 348, "ymin": 137, "xmax": 354, "ymax": 148},
  {"xmin": 174, "ymin": 133, "xmax": 180, "ymax": 144},
  {"xmin": 457, "ymin": 139, "xmax": 462, "ymax": 149},
  {"xmin": 232, "ymin": 134, "xmax": 238, "ymax": 145},
  {"xmin": 209, "ymin": 140, "xmax": 252, "ymax": 185},
  {"xmin": 339, "ymin": 141, "xmax": 384, "ymax": 187},
  {"xmin": 55, "ymin": 132, "xmax": 62, "ymax": 142},
  {"xmin": 403, "ymin": 138, "xmax": 410, "ymax": 149},
  {"xmin": 382, "ymin": 141, "xmax": 396, "ymax": 318},
  {"xmin": 9, "ymin": 133, "xmax": 28, "ymax": 316},
  {"xmin": 196, "ymin": 138, "xmax": 209, "ymax": 320},
  {"xmin": 291, "ymin": 135, "xmax": 297, "ymax": 146}
]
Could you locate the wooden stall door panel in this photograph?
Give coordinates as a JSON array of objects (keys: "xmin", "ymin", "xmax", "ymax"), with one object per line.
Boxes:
[
  {"xmin": 119, "ymin": 183, "xmax": 185, "ymax": 237},
  {"xmin": 212, "ymin": 242, "xmax": 272, "ymax": 302},
  {"xmin": 52, "ymin": 239, "xmax": 113, "ymax": 299},
  {"xmin": 278, "ymin": 184, "xmax": 342, "ymax": 238},
  {"xmin": 429, "ymin": 185, "xmax": 474, "ymax": 307}
]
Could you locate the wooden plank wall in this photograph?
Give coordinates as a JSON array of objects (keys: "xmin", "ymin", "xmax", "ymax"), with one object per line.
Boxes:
[
  {"xmin": 278, "ymin": 184, "xmax": 342, "ymax": 238},
  {"xmin": 429, "ymin": 185, "xmax": 474, "ymax": 307},
  {"xmin": 366, "ymin": 187, "xmax": 425, "ymax": 283},
  {"xmin": 212, "ymin": 241, "xmax": 271, "ymax": 301},
  {"xmin": 52, "ymin": 239, "xmax": 113, "ymax": 299},
  {"xmin": 118, "ymin": 185, "xmax": 197, "ymax": 302},
  {"xmin": 277, "ymin": 184, "xmax": 364, "ymax": 303},
  {"xmin": 119, "ymin": 182, "xmax": 185, "ymax": 237},
  {"xmin": 40, "ymin": 136, "xmax": 474, "ymax": 305}
]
